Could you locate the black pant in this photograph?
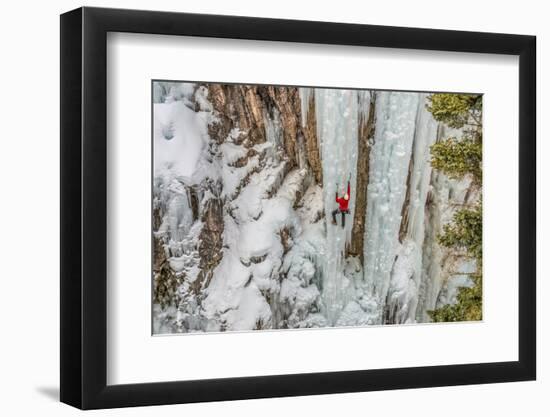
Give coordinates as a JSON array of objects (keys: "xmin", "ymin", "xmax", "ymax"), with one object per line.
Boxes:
[{"xmin": 332, "ymin": 209, "xmax": 349, "ymax": 227}]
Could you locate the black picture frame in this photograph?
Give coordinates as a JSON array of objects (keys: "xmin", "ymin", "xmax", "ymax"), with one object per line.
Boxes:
[{"xmin": 60, "ymin": 6, "xmax": 536, "ymax": 410}]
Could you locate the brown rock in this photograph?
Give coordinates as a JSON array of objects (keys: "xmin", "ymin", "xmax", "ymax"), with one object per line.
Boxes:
[
  {"xmin": 348, "ymin": 93, "xmax": 376, "ymax": 261},
  {"xmin": 194, "ymin": 196, "xmax": 224, "ymax": 293},
  {"xmin": 303, "ymin": 93, "xmax": 323, "ymax": 185}
]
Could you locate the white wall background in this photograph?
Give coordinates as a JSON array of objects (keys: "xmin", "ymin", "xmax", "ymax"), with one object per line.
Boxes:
[{"xmin": 0, "ymin": 0, "xmax": 545, "ymax": 415}]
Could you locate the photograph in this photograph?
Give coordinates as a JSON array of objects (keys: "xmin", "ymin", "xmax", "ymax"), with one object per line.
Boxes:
[
  {"xmin": 0, "ymin": 0, "xmax": 543, "ymax": 413},
  {"xmin": 152, "ymin": 81, "xmax": 483, "ymax": 334}
]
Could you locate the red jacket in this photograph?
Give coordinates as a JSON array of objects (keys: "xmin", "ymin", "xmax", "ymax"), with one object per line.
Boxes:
[{"xmin": 335, "ymin": 182, "xmax": 351, "ymax": 211}]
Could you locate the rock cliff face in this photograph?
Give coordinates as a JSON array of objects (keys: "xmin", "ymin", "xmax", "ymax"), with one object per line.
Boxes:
[
  {"xmin": 194, "ymin": 197, "xmax": 224, "ymax": 293},
  {"xmin": 152, "ymin": 82, "xmax": 480, "ymax": 333},
  {"xmin": 348, "ymin": 93, "xmax": 376, "ymax": 261},
  {"xmin": 208, "ymin": 85, "xmax": 323, "ymax": 182}
]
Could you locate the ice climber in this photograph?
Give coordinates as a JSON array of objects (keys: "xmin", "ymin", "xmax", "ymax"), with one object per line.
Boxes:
[{"xmin": 332, "ymin": 175, "xmax": 351, "ymax": 228}]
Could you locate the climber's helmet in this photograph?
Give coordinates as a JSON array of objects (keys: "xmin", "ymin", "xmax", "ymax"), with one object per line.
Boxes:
[{"xmin": 344, "ymin": 193, "xmax": 349, "ymax": 201}]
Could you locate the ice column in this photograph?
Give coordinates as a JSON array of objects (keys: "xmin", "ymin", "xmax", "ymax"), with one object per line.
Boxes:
[
  {"xmin": 314, "ymin": 89, "xmax": 359, "ymax": 324},
  {"xmin": 362, "ymin": 92, "xmax": 421, "ymax": 321},
  {"xmin": 384, "ymin": 94, "xmax": 439, "ymax": 323}
]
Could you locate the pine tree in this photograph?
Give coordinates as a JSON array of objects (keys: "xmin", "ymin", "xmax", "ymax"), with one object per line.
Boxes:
[
  {"xmin": 426, "ymin": 93, "xmax": 483, "ymax": 322},
  {"xmin": 429, "ymin": 206, "xmax": 483, "ymax": 322},
  {"xmin": 430, "ymin": 137, "xmax": 482, "ymax": 185},
  {"xmin": 426, "ymin": 93, "xmax": 482, "ymax": 129},
  {"xmin": 438, "ymin": 205, "xmax": 482, "ymax": 260}
]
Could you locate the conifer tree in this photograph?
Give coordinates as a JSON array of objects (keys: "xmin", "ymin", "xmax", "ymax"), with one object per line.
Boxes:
[{"xmin": 426, "ymin": 93, "xmax": 483, "ymax": 322}]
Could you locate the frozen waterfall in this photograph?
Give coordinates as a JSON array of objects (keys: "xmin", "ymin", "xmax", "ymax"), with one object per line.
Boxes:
[
  {"xmin": 314, "ymin": 89, "xmax": 360, "ymax": 324},
  {"xmin": 358, "ymin": 92, "xmax": 476, "ymax": 324},
  {"xmin": 306, "ymin": 90, "xmax": 455, "ymax": 325},
  {"xmin": 361, "ymin": 92, "xmax": 420, "ymax": 319},
  {"xmin": 382, "ymin": 94, "xmax": 439, "ymax": 324}
]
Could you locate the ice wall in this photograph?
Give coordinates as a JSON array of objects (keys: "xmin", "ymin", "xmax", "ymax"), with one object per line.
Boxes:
[
  {"xmin": 314, "ymin": 89, "xmax": 360, "ymax": 324},
  {"xmin": 361, "ymin": 92, "xmax": 421, "ymax": 322},
  {"xmin": 360, "ymin": 93, "xmax": 477, "ymax": 324},
  {"xmin": 383, "ymin": 94, "xmax": 439, "ymax": 323}
]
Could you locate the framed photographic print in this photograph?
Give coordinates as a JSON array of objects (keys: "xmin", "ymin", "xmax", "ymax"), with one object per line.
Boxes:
[{"xmin": 60, "ymin": 6, "xmax": 536, "ymax": 409}]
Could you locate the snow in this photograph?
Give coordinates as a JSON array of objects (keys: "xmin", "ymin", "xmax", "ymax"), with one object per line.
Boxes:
[
  {"xmin": 203, "ymin": 135, "xmax": 308, "ymax": 330},
  {"xmin": 336, "ymin": 301, "xmax": 376, "ymax": 327},
  {"xmin": 385, "ymin": 240, "xmax": 418, "ymax": 324},
  {"xmin": 154, "ymin": 97, "xmax": 209, "ymax": 182},
  {"xmin": 220, "ymin": 141, "xmax": 248, "ymax": 165}
]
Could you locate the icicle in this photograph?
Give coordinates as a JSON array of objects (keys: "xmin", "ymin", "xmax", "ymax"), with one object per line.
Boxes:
[
  {"xmin": 357, "ymin": 90, "xmax": 371, "ymax": 121},
  {"xmin": 361, "ymin": 92, "xmax": 421, "ymax": 322},
  {"xmin": 384, "ymin": 94, "xmax": 439, "ymax": 323},
  {"xmin": 314, "ymin": 88, "xmax": 360, "ymax": 325}
]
